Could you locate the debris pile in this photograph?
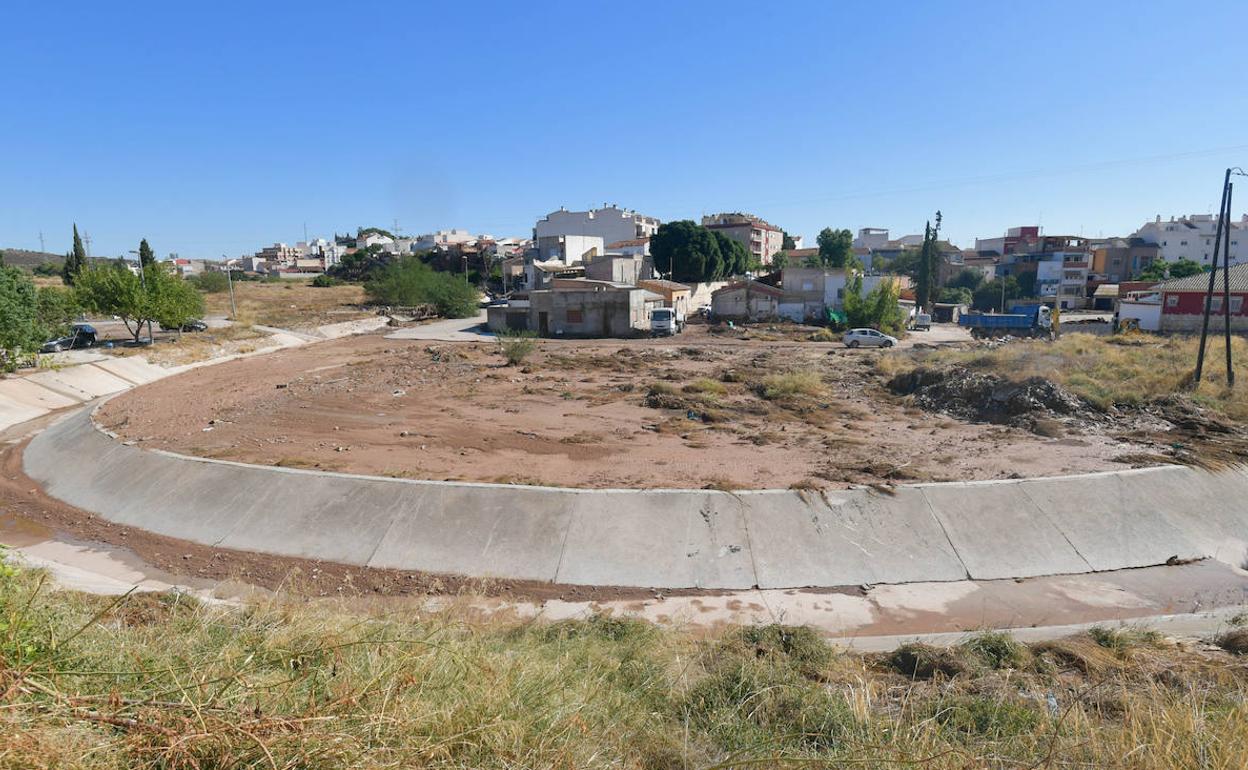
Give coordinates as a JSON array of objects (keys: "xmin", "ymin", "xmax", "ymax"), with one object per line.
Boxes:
[{"xmin": 889, "ymin": 366, "xmax": 1088, "ymax": 425}]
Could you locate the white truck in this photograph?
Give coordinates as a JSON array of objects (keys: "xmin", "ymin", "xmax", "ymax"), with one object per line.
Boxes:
[{"xmin": 650, "ymin": 307, "xmax": 685, "ymax": 336}]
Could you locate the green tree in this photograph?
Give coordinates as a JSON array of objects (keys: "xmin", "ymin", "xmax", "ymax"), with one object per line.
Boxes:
[
  {"xmin": 61, "ymin": 224, "xmax": 87, "ymax": 286},
  {"xmin": 815, "ymin": 228, "xmax": 854, "ymax": 269},
  {"xmin": 1015, "ymin": 270, "xmax": 1037, "ymax": 298},
  {"xmin": 0, "ymin": 265, "xmax": 47, "ymax": 369},
  {"xmin": 191, "ymin": 271, "xmax": 230, "ymax": 293},
  {"xmin": 781, "ymin": 232, "xmax": 796, "ymax": 251},
  {"xmin": 1136, "ymin": 258, "xmax": 1205, "ymax": 282},
  {"xmin": 138, "ymin": 238, "xmax": 156, "ymax": 268},
  {"xmin": 938, "ymin": 286, "xmax": 973, "ymax": 305},
  {"xmin": 649, "ymin": 220, "xmax": 733, "ymax": 283},
  {"xmin": 74, "ymin": 263, "xmax": 203, "ymax": 342},
  {"xmin": 711, "ymin": 231, "xmax": 754, "ymax": 276},
  {"xmin": 915, "ymin": 212, "xmax": 943, "ymax": 312},
  {"xmin": 36, "ymin": 286, "xmax": 80, "ymax": 333},
  {"xmin": 843, "ymin": 278, "xmax": 906, "ymax": 335},
  {"xmin": 364, "ymin": 256, "xmax": 479, "ymax": 318},
  {"xmin": 947, "ymin": 268, "xmax": 985, "ymax": 292},
  {"xmin": 972, "ymin": 277, "xmax": 1021, "ymax": 312},
  {"xmin": 329, "ymin": 244, "xmax": 391, "ymax": 281}
]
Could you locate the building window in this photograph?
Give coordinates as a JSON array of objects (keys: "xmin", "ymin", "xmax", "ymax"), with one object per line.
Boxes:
[
  {"xmin": 1180, "ymin": 241, "xmax": 1188, "ymax": 246},
  {"xmin": 565, "ymin": 309, "xmax": 583, "ymax": 323},
  {"xmin": 1207, "ymin": 296, "xmax": 1223, "ymax": 313},
  {"xmin": 1167, "ymin": 295, "xmax": 1179, "ymax": 307},
  {"xmin": 1232, "ymin": 297, "xmax": 1244, "ymax": 314}
]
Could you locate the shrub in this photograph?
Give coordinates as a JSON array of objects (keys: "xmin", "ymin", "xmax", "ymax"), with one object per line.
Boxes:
[
  {"xmin": 960, "ymin": 630, "xmax": 1029, "ymax": 670},
  {"xmin": 499, "ymin": 330, "xmax": 538, "ymax": 365},
  {"xmin": 310, "ymin": 273, "xmax": 339, "ymax": 288},
  {"xmin": 191, "ymin": 271, "xmax": 230, "ymax": 293},
  {"xmin": 886, "ymin": 642, "xmax": 968, "ymax": 679},
  {"xmin": 1089, "ymin": 625, "xmax": 1162, "ymax": 654},
  {"xmin": 808, "ymin": 327, "xmax": 838, "ymax": 342},
  {"xmin": 760, "ymin": 370, "xmax": 824, "ymax": 399},
  {"xmin": 1217, "ymin": 629, "xmax": 1248, "ymax": 655},
  {"xmin": 365, "ymin": 256, "xmax": 479, "ymax": 318},
  {"xmin": 683, "ymin": 378, "xmax": 727, "ymax": 396},
  {"xmin": 927, "ymin": 696, "xmax": 1042, "ymax": 739}
]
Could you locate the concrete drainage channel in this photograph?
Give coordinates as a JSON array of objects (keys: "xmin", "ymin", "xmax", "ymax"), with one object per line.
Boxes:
[{"xmin": 22, "ymin": 402, "xmax": 1248, "ymax": 591}]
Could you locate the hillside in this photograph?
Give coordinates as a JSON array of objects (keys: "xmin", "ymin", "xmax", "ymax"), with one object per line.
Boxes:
[{"xmin": 0, "ymin": 248, "xmax": 62, "ymax": 270}]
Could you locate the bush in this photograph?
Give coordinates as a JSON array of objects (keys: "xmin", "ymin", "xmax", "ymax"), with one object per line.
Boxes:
[
  {"xmin": 959, "ymin": 631, "xmax": 1029, "ymax": 670},
  {"xmin": 682, "ymin": 378, "xmax": 727, "ymax": 396},
  {"xmin": 886, "ymin": 642, "xmax": 968, "ymax": 679},
  {"xmin": 498, "ymin": 330, "xmax": 538, "ymax": 365},
  {"xmin": 32, "ymin": 261, "xmax": 62, "ymax": 277},
  {"xmin": 191, "ymin": 271, "xmax": 230, "ymax": 293},
  {"xmin": 365, "ymin": 256, "xmax": 479, "ymax": 318},
  {"xmin": 310, "ymin": 273, "xmax": 339, "ymax": 288},
  {"xmin": 760, "ymin": 370, "xmax": 824, "ymax": 399}
]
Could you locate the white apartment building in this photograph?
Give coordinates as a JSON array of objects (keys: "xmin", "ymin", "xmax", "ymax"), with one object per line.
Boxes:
[
  {"xmin": 852, "ymin": 228, "xmax": 891, "ymax": 251},
  {"xmin": 534, "ymin": 205, "xmax": 661, "ymax": 245},
  {"xmin": 1132, "ymin": 214, "xmax": 1248, "ymax": 266},
  {"xmin": 413, "ymin": 229, "xmax": 475, "ymax": 252}
]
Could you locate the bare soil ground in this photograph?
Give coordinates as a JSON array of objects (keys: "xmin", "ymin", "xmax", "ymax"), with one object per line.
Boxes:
[
  {"xmin": 201, "ymin": 280, "xmax": 371, "ymax": 331},
  {"xmin": 97, "ymin": 332, "xmax": 1154, "ymax": 489}
]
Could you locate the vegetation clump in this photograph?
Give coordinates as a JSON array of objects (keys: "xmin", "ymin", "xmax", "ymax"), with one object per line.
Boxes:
[
  {"xmin": 497, "ymin": 330, "xmax": 538, "ymax": 365},
  {"xmin": 2, "ymin": 559, "xmax": 1248, "ymax": 768}
]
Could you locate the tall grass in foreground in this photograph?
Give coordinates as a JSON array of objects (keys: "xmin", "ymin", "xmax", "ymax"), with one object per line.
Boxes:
[
  {"xmin": 2, "ymin": 561, "xmax": 1248, "ymax": 768},
  {"xmin": 881, "ymin": 332, "xmax": 1248, "ymax": 420}
]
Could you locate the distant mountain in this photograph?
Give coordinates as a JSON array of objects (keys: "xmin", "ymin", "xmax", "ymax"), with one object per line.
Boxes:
[{"xmin": 1, "ymin": 248, "xmax": 62, "ymax": 269}]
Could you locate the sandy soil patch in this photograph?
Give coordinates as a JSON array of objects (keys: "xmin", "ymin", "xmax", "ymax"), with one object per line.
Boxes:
[{"xmin": 96, "ymin": 334, "xmax": 1149, "ymax": 489}]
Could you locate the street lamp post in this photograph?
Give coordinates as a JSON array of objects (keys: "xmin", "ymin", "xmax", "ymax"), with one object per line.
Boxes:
[{"xmin": 223, "ymin": 254, "xmax": 237, "ymax": 320}]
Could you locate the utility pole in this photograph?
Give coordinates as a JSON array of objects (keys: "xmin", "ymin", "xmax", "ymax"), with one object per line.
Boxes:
[
  {"xmin": 224, "ymin": 254, "xmax": 237, "ymax": 320},
  {"xmin": 38, "ymin": 231, "xmax": 45, "ymax": 252},
  {"xmin": 83, "ymin": 233, "xmax": 92, "ymax": 257},
  {"xmin": 1195, "ymin": 168, "xmax": 1245, "ymax": 385}
]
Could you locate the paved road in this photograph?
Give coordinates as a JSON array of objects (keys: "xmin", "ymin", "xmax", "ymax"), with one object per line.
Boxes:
[{"xmin": 384, "ymin": 311, "xmax": 494, "ymax": 341}]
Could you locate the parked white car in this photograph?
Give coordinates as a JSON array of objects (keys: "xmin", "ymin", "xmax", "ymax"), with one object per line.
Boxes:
[{"xmin": 843, "ymin": 328, "xmax": 898, "ymax": 348}]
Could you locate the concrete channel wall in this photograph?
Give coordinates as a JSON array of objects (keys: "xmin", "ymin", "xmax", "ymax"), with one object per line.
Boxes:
[{"xmin": 24, "ymin": 405, "xmax": 1248, "ymax": 590}]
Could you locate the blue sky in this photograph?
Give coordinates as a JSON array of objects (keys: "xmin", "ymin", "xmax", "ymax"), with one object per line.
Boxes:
[{"xmin": 4, "ymin": 0, "xmax": 1246, "ymax": 259}]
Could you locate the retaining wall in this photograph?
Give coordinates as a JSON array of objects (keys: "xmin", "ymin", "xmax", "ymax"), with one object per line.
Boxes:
[{"xmin": 24, "ymin": 405, "xmax": 1248, "ymax": 589}]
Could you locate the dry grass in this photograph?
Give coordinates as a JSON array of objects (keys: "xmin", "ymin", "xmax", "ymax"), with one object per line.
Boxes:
[
  {"xmin": 760, "ymin": 370, "xmax": 826, "ymax": 400},
  {"xmin": 106, "ymin": 325, "xmax": 267, "ymax": 366},
  {"xmin": 4, "ymin": 560, "xmax": 1248, "ymax": 769},
  {"xmin": 892, "ymin": 332, "xmax": 1248, "ymax": 421},
  {"xmin": 202, "ymin": 280, "xmax": 370, "ymax": 330}
]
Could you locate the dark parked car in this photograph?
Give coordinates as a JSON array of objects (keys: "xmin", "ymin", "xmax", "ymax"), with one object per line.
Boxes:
[
  {"xmin": 159, "ymin": 319, "xmax": 208, "ymax": 332},
  {"xmin": 40, "ymin": 323, "xmax": 97, "ymax": 353}
]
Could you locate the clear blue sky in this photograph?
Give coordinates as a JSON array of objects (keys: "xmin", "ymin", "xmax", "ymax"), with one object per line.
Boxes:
[{"xmin": 4, "ymin": 0, "xmax": 1246, "ymax": 259}]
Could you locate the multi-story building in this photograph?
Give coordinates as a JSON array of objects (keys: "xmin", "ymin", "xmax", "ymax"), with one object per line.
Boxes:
[
  {"xmin": 852, "ymin": 227, "xmax": 891, "ymax": 251},
  {"xmin": 1130, "ymin": 214, "xmax": 1248, "ymax": 267},
  {"xmin": 413, "ymin": 229, "xmax": 475, "ymax": 252},
  {"xmin": 1088, "ymin": 238, "xmax": 1160, "ymax": 283},
  {"xmin": 256, "ymin": 243, "xmax": 301, "ymax": 264},
  {"xmin": 534, "ymin": 205, "xmax": 660, "ymax": 246},
  {"xmin": 701, "ymin": 212, "xmax": 785, "ymax": 266}
]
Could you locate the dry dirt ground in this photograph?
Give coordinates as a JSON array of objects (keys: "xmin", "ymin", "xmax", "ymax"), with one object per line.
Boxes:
[{"xmin": 97, "ymin": 331, "xmax": 1155, "ymax": 490}]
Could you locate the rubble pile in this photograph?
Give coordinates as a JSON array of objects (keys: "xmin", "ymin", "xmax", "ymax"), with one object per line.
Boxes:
[{"xmin": 889, "ymin": 366, "xmax": 1088, "ymax": 425}]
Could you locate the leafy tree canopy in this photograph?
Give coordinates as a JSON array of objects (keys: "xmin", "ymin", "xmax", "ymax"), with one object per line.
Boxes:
[
  {"xmin": 938, "ymin": 286, "xmax": 974, "ymax": 305},
  {"xmin": 74, "ymin": 263, "xmax": 203, "ymax": 342},
  {"xmin": 947, "ymin": 268, "xmax": 986, "ymax": 292},
  {"xmin": 62, "ymin": 224, "xmax": 87, "ymax": 286},
  {"xmin": 650, "ymin": 221, "xmax": 752, "ymax": 283},
  {"xmin": 815, "ymin": 228, "xmax": 855, "ymax": 269},
  {"xmin": 357, "ymin": 226, "xmax": 396, "ymax": 240},
  {"xmin": 329, "ymin": 244, "xmax": 392, "ymax": 282},
  {"xmin": 138, "ymin": 238, "xmax": 157, "ymax": 268},
  {"xmin": 1136, "ymin": 258, "xmax": 1205, "ymax": 282},
  {"xmin": 972, "ymin": 277, "xmax": 1021, "ymax": 312},
  {"xmin": 843, "ymin": 278, "xmax": 906, "ymax": 336},
  {"xmin": 0, "ymin": 266, "xmax": 46, "ymax": 366},
  {"xmin": 364, "ymin": 256, "xmax": 479, "ymax": 318}
]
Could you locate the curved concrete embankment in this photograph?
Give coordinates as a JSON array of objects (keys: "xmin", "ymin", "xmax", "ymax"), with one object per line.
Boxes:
[{"xmin": 23, "ymin": 405, "xmax": 1248, "ymax": 589}]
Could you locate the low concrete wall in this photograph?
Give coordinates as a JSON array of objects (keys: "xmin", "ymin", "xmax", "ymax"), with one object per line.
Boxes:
[{"xmin": 23, "ymin": 405, "xmax": 1245, "ymax": 590}]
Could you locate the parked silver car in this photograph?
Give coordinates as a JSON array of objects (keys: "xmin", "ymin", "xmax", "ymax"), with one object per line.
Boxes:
[{"xmin": 843, "ymin": 328, "xmax": 898, "ymax": 348}]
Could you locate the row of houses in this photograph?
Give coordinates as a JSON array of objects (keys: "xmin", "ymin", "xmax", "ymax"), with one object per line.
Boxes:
[
  {"xmin": 710, "ymin": 267, "xmax": 914, "ymax": 324},
  {"xmin": 1115, "ymin": 263, "xmax": 1248, "ymax": 334}
]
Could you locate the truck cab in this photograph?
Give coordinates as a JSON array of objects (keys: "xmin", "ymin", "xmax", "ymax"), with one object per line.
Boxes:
[{"xmin": 650, "ymin": 307, "xmax": 684, "ymax": 336}]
